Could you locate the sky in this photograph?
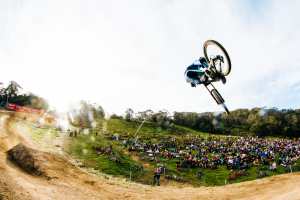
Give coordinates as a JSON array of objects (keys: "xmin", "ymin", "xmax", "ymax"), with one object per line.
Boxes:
[{"xmin": 0, "ymin": 0, "xmax": 300, "ymax": 114}]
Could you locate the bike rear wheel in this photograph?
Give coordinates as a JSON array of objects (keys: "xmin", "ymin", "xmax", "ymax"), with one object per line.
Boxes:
[{"xmin": 203, "ymin": 40, "xmax": 231, "ymax": 76}]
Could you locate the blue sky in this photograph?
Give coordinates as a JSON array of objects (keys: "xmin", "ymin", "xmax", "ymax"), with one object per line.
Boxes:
[{"xmin": 0, "ymin": 0, "xmax": 299, "ymax": 114}]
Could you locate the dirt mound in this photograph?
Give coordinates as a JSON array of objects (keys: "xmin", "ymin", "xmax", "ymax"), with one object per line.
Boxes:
[
  {"xmin": 7, "ymin": 144, "xmax": 44, "ymax": 176},
  {"xmin": 6, "ymin": 143, "xmax": 86, "ymax": 182}
]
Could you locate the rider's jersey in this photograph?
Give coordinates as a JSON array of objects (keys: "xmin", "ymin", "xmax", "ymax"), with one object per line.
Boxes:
[{"xmin": 185, "ymin": 57, "xmax": 208, "ymax": 84}]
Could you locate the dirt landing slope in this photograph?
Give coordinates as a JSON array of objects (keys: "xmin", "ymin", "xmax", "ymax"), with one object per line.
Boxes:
[{"xmin": 0, "ymin": 111, "xmax": 300, "ymax": 200}]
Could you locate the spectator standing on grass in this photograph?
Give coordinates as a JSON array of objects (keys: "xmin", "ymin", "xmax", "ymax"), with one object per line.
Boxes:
[
  {"xmin": 153, "ymin": 166, "xmax": 162, "ymax": 186},
  {"xmin": 271, "ymin": 161, "xmax": 277, "ymax": 171}
]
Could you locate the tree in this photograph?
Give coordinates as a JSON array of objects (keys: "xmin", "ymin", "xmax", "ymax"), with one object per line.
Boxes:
[
  {"xmin": 27, "ymin": 94, "xmax": 49, "ymax": 110},
  {"xmin": 5, "ymin": 81, "xmax": 22, "ymax": 101},
  {"xmin": 151, "ymin": 110, "xmax": 172, "ymax": 129},
  {"xmin": 125, "ymin": 108, "xmax": 134, "ymax": 121},
  {"xmin": 68, "ymin": 101, "xmax": 105, "ymax": 129}
]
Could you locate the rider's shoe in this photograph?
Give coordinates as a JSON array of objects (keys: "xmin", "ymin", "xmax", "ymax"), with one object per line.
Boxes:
[{"xmin": 191, "ymin": 83, "xmax": 196, "ymax": 87}]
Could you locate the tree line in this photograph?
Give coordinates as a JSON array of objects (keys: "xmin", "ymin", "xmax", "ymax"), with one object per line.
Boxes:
[
  {"xmin": 174, "ymin": 108, "xmax": 300, "ymax": 137},
  {"xmin": 123, "ymin": 108, "xmax": 300, "ymax": 137}
]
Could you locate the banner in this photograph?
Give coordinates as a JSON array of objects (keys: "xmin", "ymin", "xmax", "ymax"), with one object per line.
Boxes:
[{"xmin": 6, "ymin": 103, "xmax": 44, "ymax": 114}]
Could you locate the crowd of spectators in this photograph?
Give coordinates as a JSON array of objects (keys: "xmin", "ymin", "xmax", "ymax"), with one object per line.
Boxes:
[{"xmin": 120, "ymin": 136, "xmax": 300, "ymax": 171}]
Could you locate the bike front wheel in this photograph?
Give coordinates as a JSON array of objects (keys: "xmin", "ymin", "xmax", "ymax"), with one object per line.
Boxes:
[{"xmin": 203, "ymin": 40, "xmax": 231, "ymax": 76}]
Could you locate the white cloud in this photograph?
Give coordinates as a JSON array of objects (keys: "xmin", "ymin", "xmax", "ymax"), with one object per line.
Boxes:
[{"xmin": 0, "ymin": 0, "xmax": 299, "ymax": 114}]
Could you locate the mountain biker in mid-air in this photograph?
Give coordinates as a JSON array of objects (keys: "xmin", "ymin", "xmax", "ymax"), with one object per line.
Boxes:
[
  {"xmin": 184, "ymin": 40, "xmax": 231, "ymax": 114},
  {"xmin": 185, "ymin": 56, "xmax": 226, "ymax": 87}
]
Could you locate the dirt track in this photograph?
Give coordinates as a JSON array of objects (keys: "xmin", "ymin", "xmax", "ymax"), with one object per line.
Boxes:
[{"xmin": 0, "ymin": 111, "xmax": 300, "ymax": 200}]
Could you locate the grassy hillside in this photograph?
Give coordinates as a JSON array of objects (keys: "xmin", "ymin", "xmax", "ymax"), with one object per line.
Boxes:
[
  {"xmin": 66, "ymin": 118, "xmax": 300, "ymax": 186},
  {"xmin": 16, "ymin": 116, "xmax": 300, "ymax": 186},
  {"xmin": 67, "ymin": 119, "xmax": 211, "ymax": 185}
]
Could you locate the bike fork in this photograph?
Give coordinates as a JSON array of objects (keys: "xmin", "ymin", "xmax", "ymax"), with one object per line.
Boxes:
[{"xmin": 204, "ymin": 83, "xmax": 230, "ymax": 114}]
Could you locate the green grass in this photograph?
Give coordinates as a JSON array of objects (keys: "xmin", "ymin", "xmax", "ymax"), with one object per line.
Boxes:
[
  {"xmin": 66, "ymin": 118, "xmax": 300, "ymax": 186},
  {"xmin": 31, "ymin": 127, "xmax": 60, "ymax": 142},
  {"xmin": 67, "ymin": 134, "xmax": 146, "ymax": 181},
  {"xmin": 12, "ymin": 119, "xmax": 60, "ymax": 142}
]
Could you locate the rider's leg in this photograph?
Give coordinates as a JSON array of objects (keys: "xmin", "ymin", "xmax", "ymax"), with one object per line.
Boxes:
[{"xmin": 187, "ymin": 71, "xmax": 202, "ymax": 87}]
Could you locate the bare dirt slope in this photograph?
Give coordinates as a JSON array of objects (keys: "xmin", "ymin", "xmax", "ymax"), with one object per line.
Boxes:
[{"xmin": 0, "ymin": 111, "xmax": 300, "ymax": 200}]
